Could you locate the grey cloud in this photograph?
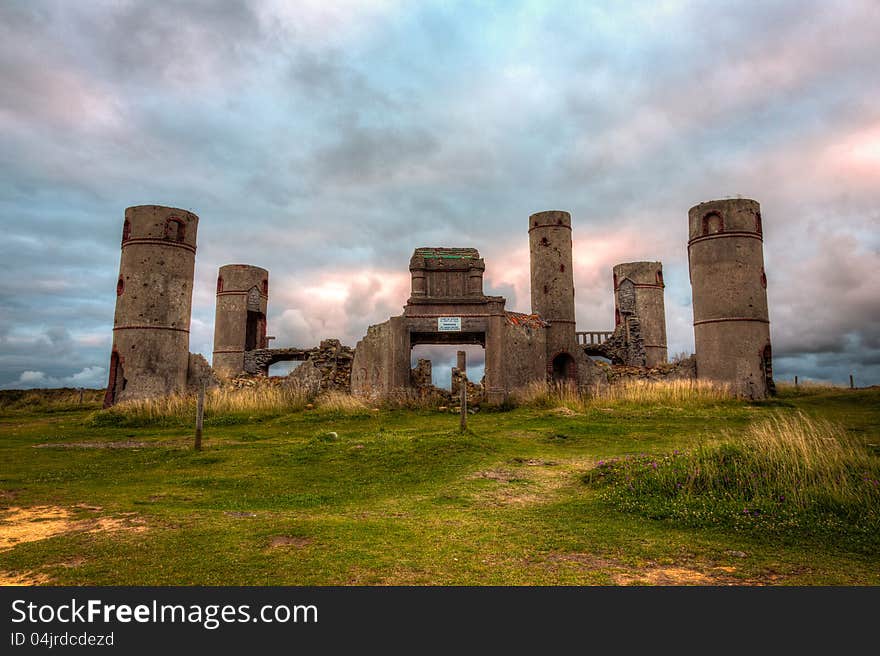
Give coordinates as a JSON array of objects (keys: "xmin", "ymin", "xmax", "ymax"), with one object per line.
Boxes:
[{"xmin": 1, "ymin": 2, "xmax": 879, "ymax": 388}]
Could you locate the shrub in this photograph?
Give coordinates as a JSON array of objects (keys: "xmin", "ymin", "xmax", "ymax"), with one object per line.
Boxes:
[{"xmin": 587, "ymin": 412, "xmax": 880, "ymax": 551}]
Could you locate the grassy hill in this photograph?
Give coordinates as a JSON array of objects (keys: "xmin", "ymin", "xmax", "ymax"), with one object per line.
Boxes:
[{"xmin": 1, "ymin": 384, "xmax": 878, "ymax": 585}]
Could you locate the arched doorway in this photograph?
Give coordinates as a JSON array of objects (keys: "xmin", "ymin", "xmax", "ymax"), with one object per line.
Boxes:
[{"xmin": 551, "ymin": 352, "xmax": 577, "ymax": 384}]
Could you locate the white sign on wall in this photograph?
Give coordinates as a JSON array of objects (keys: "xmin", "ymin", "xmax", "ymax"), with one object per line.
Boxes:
[{"xmin": 437, "ymin": 317, "xmax": 462, "ymax": 332}]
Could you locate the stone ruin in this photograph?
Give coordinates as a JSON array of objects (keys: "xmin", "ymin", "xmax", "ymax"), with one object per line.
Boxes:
[{"xmin": 103, "ymin": 198, "xmax": 775, "ymax": 407}]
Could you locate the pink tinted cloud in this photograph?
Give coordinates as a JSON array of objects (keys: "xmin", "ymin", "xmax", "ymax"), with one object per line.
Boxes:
[
  {"xmin": 482, "ymin": 226, "xmax": 666, "ymax": 328},
  {"xmin": 269, "ymin": 268, "xmax": 410, "ymax": 347}
]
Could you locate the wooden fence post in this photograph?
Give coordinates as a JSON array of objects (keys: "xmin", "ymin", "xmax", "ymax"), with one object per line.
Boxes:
[{"xmin": 458, "ymin": 350, "xmax": 467, "ymax": 433}]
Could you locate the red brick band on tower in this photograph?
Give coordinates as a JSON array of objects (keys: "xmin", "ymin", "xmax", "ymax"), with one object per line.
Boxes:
[
  {"xmin": 104, "ymin": 205, "xmax": 199, "ymax": 407},
  {"xmin": 688, "ymin": 198, "xmax": 773, "ymax": 399}
]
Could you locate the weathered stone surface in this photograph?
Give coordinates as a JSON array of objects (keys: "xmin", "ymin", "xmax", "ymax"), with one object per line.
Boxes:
[
  {"xmin": 212, "ymin": 264, "xmax": 269, "ymax": 378},
  {"xmin": 186, "ymin": 353, "xmax": 219, "ymax": 391},
  {"xmin": 281, "ymin": 339, "xmax": 354, "ymax": 393},
  {"xmin": 597, "ymin": 354, "xmax": 697, "ymax": 384},
  {"xmin": 244, "ymin": 347, "xmax": 310, "ymax": 375},
  {"xmin": 411, "ymin": 359, "xmax": 433, "ymax": 389},
  {"xmin": 104, "ymin": 205, "xmax": 198, "ymax": 407},
  {"xmin": 285, "ymin": 359, "xmax": 323, "ymax": 396},
  {"xmin": 586, "ymin": 316, "xmax": 646, "ymax": 367},
  {"xmin": 689, "ymin": 198, "xmax": 774, "ymax": 399},
  {"xmin": 612, "ymin": 261, "xmax": 667, "ymax": 367}
]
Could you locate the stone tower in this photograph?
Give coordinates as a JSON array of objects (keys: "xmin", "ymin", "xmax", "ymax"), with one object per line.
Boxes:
[
  {"xmin": 688, "ymin": 198, "xmax": 774, "ymax": 399},
  {"xmin": 104, "ymin": 205, "xmax": 199, "ymax": 407},
  {"xmin": 212, "ymin": 264, "xmax": 269, "ymax": 378},
  {"xmin": 529, "ymin": 210, "xmax": 582, "ymax": 383},
  {"xmin": 612, "ymin": 261, "xmax": 668, "ymax": 367}
]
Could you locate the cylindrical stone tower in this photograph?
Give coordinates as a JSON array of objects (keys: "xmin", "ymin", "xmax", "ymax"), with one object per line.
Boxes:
[
  {"xmin": 688, "ymin": 198, "xmax": 773, "ymax": 399},
  {"xmin": 104, "ymin": 205, "xmax": 199, "ymax": 407},
  {"xmin": 613, "ymin": 261, "xmax": 668, "ymax": 367},
  {"xmin": 529, "ymin": 210, "xmax": 579, "ymax": 382},
  {"xmin": 212, "ymin": 264, "xmax": 269, "ymax": 378}
]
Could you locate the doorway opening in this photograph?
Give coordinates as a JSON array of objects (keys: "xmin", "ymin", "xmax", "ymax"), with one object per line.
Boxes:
[
  {"xmin": 411, "ymin": 344, "xmax": 485, "ymax": 389},
  {"xmin": 551, "ymin": 352, "xmax": 577, "ymax": 384},
  {"xmin": 245, "ymin": 311, "xmax": 266, "ymax": 351}
]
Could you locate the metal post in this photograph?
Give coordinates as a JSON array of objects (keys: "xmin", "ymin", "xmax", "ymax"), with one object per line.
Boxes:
[
  {"xmin": 458, "ymin": 350, "xmax": 467, "ymax": 432},
  {"xmin": 794, "ymin": 375, "xmax": 798, "ymax": 388},
  {"xmin": 850, "ymin": 374, "xmax": 854, "ymax": 389},
  {"xmin": 195, "ymin": 384, "xmax": 205, "ymax": 451}
]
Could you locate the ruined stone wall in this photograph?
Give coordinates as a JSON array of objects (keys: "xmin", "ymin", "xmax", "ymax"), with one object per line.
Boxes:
[
  {"xmin": 104, "ymin": 205, "xmax": 198, "ymax": 407},
  {"xmin": 500, "ymin": 313, "xmax": 547, "ymax": 394},
  {"xmin": 350, "ymin": 316, "xmax": 409, "ymax": 397},
  {"xmin": 284, "ymin": 339, "xmax": 354, "ymax": 395},
  {"xmin": 598, "ymin": 355, "xmax": 697, "ymax": 385},
  {"xmin": 186, "ymin": 353, "xmax": 219, "ymax": 391},
  {"xmin": 613, "ymin": 261, "xmax": 667, "ymax": 367},
  {"xmin": 212, "ymin": 264, "xmax": 269, "ymax": 378},
  {"xmin": 688, "ymin": 198, "xmax": 773, "ymax": 399},
  {"xmin": 591, "ymin": 316, "xmax": 646, "ymax": 367},
  {"xmin": 411, "ymin": 358, "xmax": 433, "ymax": 389}
]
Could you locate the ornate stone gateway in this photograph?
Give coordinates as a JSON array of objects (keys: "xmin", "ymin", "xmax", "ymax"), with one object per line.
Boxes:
[{"xmin": 352, "ymin": 213, "xmax": 599, "ymax": 404}]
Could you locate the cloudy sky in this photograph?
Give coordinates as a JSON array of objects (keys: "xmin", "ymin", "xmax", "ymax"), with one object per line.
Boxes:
[{"xmin": 1, "ymin": 0, "xmax": 878, "ymax": 390}]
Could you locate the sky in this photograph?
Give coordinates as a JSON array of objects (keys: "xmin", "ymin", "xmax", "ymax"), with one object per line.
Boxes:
[{"xmin": 1, "ymin": 0, "xmax": 878, "ymax": 390}]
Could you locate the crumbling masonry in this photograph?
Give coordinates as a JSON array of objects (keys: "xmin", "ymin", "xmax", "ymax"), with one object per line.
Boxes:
[{"xmin": 104, "ymin": 197, "xmax": 775, "ymax": 405}]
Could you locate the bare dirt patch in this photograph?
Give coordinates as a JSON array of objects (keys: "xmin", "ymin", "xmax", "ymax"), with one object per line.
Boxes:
[
  {"xmin": 469, "ymin": 469, "xmax": 520, "ymax": 482},
  {"xmin": 34, "ymin": 440, "xmax": 149, "ymax": 449},
  {"xmin": 546, "ymin": 552, "xmax": 745, "ymax": 586},
  {"xmin": 615, "ymin": 567, "xmax": 718, "ymax": 585},
  {"xmin": 549, "ymin": 407, "xmax": 580, "ymax": 416},
  {"xmin": 468, "ymin": 458, "xmax": 598, "ymax": 507},
  {"xmin": 268, "ymin": 536, "xmax": 313, "ymax": 548},
  {"xmin": 0, "ymin": 506, "xmax": 147, "ymax": 552},
  {"xmin": 0, "ymin": 570, "xmax": 52, "ymax": 586}
]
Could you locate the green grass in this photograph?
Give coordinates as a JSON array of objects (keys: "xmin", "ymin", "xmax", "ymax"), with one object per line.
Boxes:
[
  {"xmin": 586, "ymin": 412, "xmax": 880, "ymax": 553},
  {"xmin": 1, "ymin": 386, "xmax": 878, "ymax": 585}
]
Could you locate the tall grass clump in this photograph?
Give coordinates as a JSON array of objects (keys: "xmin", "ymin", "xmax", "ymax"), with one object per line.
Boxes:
[
  {"xmin": 510, "ymin": 378, "xmax": 732, "ymax": 412},
  {"xmin": 597, "ymin": 379, "xmax": 731, "ymax": 406},
  {"xmin": 89, "ymin": 383, "xmax": 312, "ymax": 427},
  {"xmin": 587, "ymin": 412, "xmax": 880, "ymax": 551},
  {"xmin": 314, "ymin": 391, "xmax": 369, "ymax": 415}
]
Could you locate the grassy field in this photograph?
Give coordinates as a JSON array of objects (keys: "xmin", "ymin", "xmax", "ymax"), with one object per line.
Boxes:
[{"xmin": 1, "ymin": 383, "xmax": 878, "ymax": 585}]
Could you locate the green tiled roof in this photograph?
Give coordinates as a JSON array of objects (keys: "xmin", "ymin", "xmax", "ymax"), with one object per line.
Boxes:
[{"xmin": 414, "ymin": 247, "xmax": 480, "ymax": 260}]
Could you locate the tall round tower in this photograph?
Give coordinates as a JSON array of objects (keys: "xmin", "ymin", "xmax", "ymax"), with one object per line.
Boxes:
[
  {"xmin": 612, "ymin": 261, "xmax": 668, "ymax": 367},
  {"xmin": 212, "ymin": 264, "xmax": 269, "ymax": 378},
  {"xmin": 529, "ymin": 210, "xmax": 580, "ymax": 382},
  {"xmin": 104, "ymin": 205, "xmax": 199, "ymax": 407},
  {"xmin": 688, "ymin": 198, "xmax": 773, "ymax": 399}
]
